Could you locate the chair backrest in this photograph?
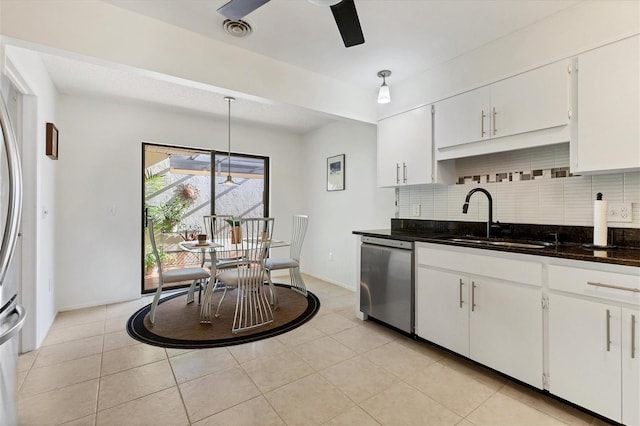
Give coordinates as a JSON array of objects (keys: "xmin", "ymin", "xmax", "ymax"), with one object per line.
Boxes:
[
  {"xmin": 203, "ymin": 214, "xmax": 233, "ymax": 245},
  {"xmin": 232, "ymin": 217, "xmax": 275, "ymax": 265},
  {"xmin": 289, "ymin": 215, "xmax": 309, "ymax": 261}
]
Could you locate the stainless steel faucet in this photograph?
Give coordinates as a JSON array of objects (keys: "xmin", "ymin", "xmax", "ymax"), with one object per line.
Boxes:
[{"xmin": 462, "ymin": 188, "xmax": 497, "ymax": 238}]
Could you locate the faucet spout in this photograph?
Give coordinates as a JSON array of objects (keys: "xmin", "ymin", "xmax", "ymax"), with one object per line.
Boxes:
[{"xmin": 462, "ymin": 188, "xmax": 495, "ymax": 238}]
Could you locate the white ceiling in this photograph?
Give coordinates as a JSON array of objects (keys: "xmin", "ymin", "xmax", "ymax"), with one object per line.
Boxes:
[{"xmin": 41, "ymin": 0, "xmax": 582, "ymax": 134}]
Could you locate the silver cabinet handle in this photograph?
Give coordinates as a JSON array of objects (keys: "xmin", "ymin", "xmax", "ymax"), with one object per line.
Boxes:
[
  {"xmin": 459, "ymin": 278, "xmax": 464, "ymax": 308},
  {"xmin": 481, "ymin": 110, "xmax": 486, "ymax": 137},
  {"xmin": 606, "ymin": 309, "xmax": 611, "ymax": 352},
  {"xmin": 0, "ymin": 93, "xmax": 23, "ymax": 285},
  {"xmin": 471, "ymin": 281, "xmax": 476, "ymax": 312},
  {"xmin": 632, "ymin": 314, "xmax": 636, "ymax": 359},
  {"xmin": 587, "ymin": 281, "xmax": 640, "ymax": 293},
  {"xmin": 0, "ymin": 304, "xmax": 27, "ymax": 346},
  {"xmin": 402, "ymin": 162, "xmax": 407, "ymax": 183},
  {"xmin": 492, "ymin": 107, "xmax": 497, "ymax": 135},
  {"xmin": 396, "ymin": 163, "xmax": 400, "ymax": 184}
]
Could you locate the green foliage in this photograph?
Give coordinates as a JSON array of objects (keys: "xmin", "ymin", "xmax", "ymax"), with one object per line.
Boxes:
[{"xmin": 158, "ymin": 197, "xmax": 189, "ymax": 232}]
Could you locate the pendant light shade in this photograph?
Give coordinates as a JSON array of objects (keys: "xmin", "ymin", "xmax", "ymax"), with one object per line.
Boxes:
[
  {"xmin": 377, "ymin": 70, "xmax": 391, "ymax": 104},
  {"xmin": 223, "ymin": 96, "xmax": 239, "ymax": 186}
]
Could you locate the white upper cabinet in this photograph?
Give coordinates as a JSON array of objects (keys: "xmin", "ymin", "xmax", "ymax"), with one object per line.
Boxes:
[
  {"xmin": 434, "ymin": 60, "xmax": 571, "ymax": 159},
  {"xmin": 433, "ymin": 86, "xmax": 490, "ymax": 149},
  {"xmin": 377, "ymin": 105, "xmax": 433, "ymax": 187},
  {"xmin": 572, "ymin": 35, "xmax": 640, "ymax": 174}
]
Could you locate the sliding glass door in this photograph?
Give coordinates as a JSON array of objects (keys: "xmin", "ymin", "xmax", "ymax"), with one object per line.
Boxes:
[
  {"xmin": 212, "ymin": 151, "xmax": 269, "ymax": 218},
  {"xmin": 142, "ymin": 143, "xmax": 269, "ymax": 293}
]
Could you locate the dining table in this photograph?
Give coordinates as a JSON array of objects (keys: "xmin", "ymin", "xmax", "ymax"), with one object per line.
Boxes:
[{"xmin": 179, "ymin": 238, "xmax": 289, "ymax": 323}]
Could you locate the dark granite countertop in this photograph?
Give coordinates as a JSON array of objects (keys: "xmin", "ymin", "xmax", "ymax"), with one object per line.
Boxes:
[{"xmin": 353, "ymin": 220, "xmax": 640, "ymax": 268}]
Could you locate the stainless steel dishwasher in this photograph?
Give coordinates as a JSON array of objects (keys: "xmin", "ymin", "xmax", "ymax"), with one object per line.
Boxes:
[{"xmin": 360, "ymin": 236, "xmax": 414, "ymax": 334}]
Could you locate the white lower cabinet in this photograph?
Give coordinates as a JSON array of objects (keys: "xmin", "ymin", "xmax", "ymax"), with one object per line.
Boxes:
[
  {"xmin": 622, "ymin": 307, "xmax": 640, "ymax": 426},
  {"xmin": 415, "ymin": 244, "xmax": 543, "ymax": 388},
  {"xmin": 469, "ymin": 277, "xmax": 542, "ymax": 388},
  {"xmin": 548, "ymin": 294, "xmax": 622, "ymax": 422},
  {"xmin": 547, "ymin": 263, "xmax": 640, "ymax": 425},
  {"xmin": 416, "ymin": 268, "xmax": 470, "ymax": 356}
]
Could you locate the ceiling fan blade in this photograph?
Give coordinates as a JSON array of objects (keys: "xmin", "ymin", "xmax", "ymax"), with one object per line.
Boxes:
[
  {"xmin": 217, "ymin": 0, "xmax": 270, "ymax": 21},
  {"xmin": 330, "ymin": 0, "xmax": 364, "ymax": 48}
]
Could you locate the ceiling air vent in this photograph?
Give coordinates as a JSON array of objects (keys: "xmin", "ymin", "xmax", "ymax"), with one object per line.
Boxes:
[{"xmin": 222, "ymin": 19, "xmax": 253, "ymax": 37}]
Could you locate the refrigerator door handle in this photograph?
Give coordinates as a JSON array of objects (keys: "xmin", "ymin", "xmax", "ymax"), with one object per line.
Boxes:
[
  {"xmin": 0, "ymin": 93, "xmax": 23, "ymax": 285},
  {"xmin": 0, "ymin": 304, "xmax": 26, "ymax": 346}
]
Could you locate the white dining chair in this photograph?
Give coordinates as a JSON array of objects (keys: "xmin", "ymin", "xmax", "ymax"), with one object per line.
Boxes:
[
  {"xmin": 266, "ymin": 214, "xmax": 309, "ymax": 296},
  {"xmin": 202, "ymin": 214, "xmax": 242, "ymax": 270},
  {"xmin": 214, "ymin": 217, "xmax": 275, "ymax": 333},
  {"xmin": 147, "ymin": 219, "xmax": 210, "ymax": 324}
]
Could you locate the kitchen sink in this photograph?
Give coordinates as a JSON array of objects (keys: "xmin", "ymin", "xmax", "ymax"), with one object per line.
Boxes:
[{"xmin": 445, "ymin": 238, "xmax": 552, "ymax": 249}]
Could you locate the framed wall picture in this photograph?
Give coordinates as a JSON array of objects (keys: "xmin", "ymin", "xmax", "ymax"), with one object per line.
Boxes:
[
  {"xmin": 327, "ymin": 154, "xmax": 345, "ymax": 191},
  {"xmin": 46, "ymin": 122, "xmax": 59, "ymax": 160}
]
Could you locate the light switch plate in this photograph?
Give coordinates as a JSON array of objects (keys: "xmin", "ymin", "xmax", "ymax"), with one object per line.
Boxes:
[
  {"xmin": 412, "ymin": 204, "xmax": 421, "ymax": 217},
  {"xmin": 607, "ymin": 202, "xmax": 632, "ymax": 223}
]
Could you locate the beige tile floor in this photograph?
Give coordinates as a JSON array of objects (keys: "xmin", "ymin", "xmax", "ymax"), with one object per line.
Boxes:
[{"xmin": 17, "ymin": 275, "xmax": 612, "ymax": 426}]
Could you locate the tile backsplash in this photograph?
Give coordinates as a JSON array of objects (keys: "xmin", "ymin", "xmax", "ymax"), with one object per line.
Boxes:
[{"xmin": 399, "ymin": 145, "xmax": 640, "ymax": 228}]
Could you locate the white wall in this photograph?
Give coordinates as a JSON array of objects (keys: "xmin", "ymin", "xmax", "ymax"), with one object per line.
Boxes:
[
  {"xmin": 55, "ymin": 95, "xmax": 305, "ymax": 310},
  {"xmin": 3, "ymin": 45, "xmax": 58, "ymax": 350},
  {"xmin": 300, "ymin": 121, "xmax": 395, "ymax": 290},
  {"xmin": 0, "ymin": 0, "xmax": 376, "ymax": 124}
]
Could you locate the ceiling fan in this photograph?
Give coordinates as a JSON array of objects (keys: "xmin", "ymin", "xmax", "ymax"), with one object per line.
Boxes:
[{"xmin": 217, "ymin": 0, "xmax": 365, "ymax": 48}]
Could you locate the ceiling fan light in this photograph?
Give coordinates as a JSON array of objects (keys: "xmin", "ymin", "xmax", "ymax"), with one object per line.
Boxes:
[{"xmin": 378, "ymin": 83, "xmax": 391, "ymax": 104}]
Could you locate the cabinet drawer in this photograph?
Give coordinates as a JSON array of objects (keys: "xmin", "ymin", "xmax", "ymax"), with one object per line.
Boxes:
[
  {"xmin": 416, "ymin": 245, "xmax": 542, "ymax": 286},
  {"xmin": 549, "ymin": 265, "xmax": 640, "ymax": 306}
]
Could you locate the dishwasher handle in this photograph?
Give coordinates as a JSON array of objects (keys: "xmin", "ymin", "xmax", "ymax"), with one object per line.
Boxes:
[{"xmin": 361, "ymin": 236, "xmax": 413, "ymax": 250}]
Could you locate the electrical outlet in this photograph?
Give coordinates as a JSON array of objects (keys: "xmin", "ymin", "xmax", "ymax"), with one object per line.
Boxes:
[
  {"xmin": 328, "ymin": 252, "xmax": 333, "ymax": 261},
  {"xmin": 607, "ymin": 202, "xmax": 633, "ymax": 223},
  {"xmin": 412, "ymin": 204, "xmax": 421, "ymax": 217}
]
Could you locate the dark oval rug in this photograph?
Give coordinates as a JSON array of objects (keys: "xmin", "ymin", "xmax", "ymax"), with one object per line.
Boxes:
[{"xmin": 126, "ymin": 284, "xmax": 320, "ymax": 349}]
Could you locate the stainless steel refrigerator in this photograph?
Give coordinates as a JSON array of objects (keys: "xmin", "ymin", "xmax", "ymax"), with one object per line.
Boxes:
[{"xmin": 0, "ymin": 89, "xmax": 25, "ymax": 425}]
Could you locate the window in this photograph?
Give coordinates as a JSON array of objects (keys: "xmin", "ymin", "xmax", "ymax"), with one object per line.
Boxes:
[{"xmin": 142, "ymin": 143, "xmax": 269, "ymax": 293}]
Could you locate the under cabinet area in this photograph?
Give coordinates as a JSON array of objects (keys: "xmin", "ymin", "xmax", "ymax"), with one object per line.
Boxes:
[
  {"xmin": 547, "ymin": 263, "xmax": 640, "ymax": 425},
  {"xmin": 415, "ymin": 243, "xmax": 543, "ymax": 388},
  {"xmin": 377, "ymin": 104, "xmax": 433, "ymax": 187},
  {"xmin": 434, "ymin": 59, "xmax": 571, "ymax": 159},
  {"xmin": 572, "ymin": 35, "xmax": 640, "ymax": 174}
]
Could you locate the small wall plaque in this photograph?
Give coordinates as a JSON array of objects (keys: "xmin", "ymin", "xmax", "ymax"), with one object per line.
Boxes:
[{"xmin": 46, "ymin": 122, "xmax": 58, "ymax": 160}]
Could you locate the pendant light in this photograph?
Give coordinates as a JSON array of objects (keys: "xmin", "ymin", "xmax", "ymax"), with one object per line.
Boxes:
[
  {"xmin": 223, "ymin": 96, "xmax": 238, "ymax": 186},
  {"xmin": 377, "ymin": 70, "xmax": 391, "ymax": 104}
]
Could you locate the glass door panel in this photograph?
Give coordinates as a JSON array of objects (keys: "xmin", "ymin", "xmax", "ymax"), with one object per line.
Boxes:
[{"xmin": 212, "ymin": 151, "xmax": 269, "ymax": 218}]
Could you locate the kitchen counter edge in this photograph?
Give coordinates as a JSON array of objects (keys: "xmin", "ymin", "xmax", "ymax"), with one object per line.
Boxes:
[{"xmin": 353, "ymin": 229, "xmax": 640, "ymax": 268}]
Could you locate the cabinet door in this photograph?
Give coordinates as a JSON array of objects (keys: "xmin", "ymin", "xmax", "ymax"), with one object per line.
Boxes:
[
  {"xmin": 377, "ymin": 106, "xmax": 432, "ymax": 187},
  {"xmin": 622, "ymin": 308, "xmax": 640, "ymax": 426},
  {"xmin": 402, "ymin": 105, "xmax": 432, "ymax": 185},
  {"xmin": 434, "ymin": 86, "xmax": 491, "ymax": 149},
  {"xmin": 548, "ymin": 294, "xmax": 621, "ymax": 423},
  {"xmin": 377, "ymin": 115, "xmax": 402, "ymax": 187},
  {"xmin": 491, "ymin": 60, "xmax": 569, "ymax": 139},
  {"xmin": 416, "ymin": 267, "xmax": 469, "ymax": 356},
  {"xmin": 575, "ymin": 35, "xmax": 640, "ymax": 173},
  {"xmin": 469, "ymin": 278, "xmax": 542, "ymax": 388}
]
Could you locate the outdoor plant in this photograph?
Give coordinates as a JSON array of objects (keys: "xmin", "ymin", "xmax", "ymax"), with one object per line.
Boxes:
[
  {"xmin": 144, "ymin": 247, "xmax": 171, "ymax": 273},
  {"xmin": 158, "ymin": 197, "xmax": 189, "ymax": 232}
]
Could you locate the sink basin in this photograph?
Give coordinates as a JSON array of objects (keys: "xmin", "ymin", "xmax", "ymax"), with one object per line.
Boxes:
[{"xmin": 446, "ymin": 238, "xmax": 550, "ymax": 249}]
